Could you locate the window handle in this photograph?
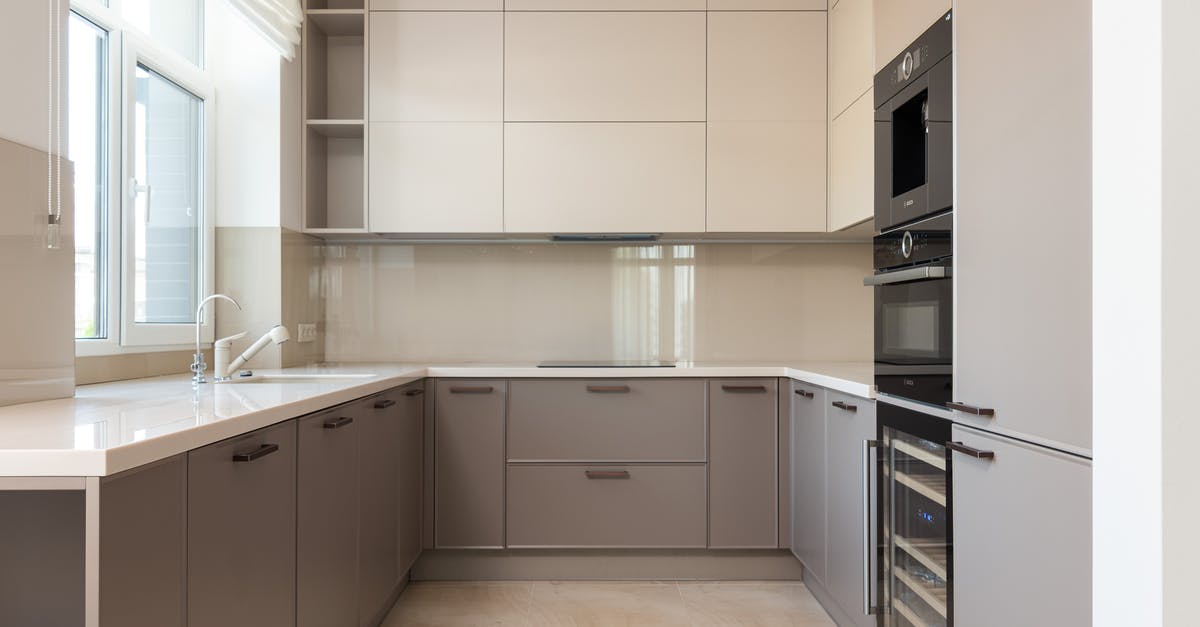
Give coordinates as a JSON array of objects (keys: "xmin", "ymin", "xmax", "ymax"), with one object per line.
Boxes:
[{"xmin": 130, "ymin": 178, "xmax": 152, "ymax": 223}]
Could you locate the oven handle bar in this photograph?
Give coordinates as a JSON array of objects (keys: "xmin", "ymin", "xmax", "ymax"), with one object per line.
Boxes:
[{"xmin": 862, "ymin": 265, "xmax": 951, "ymax": 286}]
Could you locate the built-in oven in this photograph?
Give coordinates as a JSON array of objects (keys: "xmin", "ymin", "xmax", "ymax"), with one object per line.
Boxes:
[
  {"xmin": 875, "ymin": 11, "xmax": 953, "ymax": 233},
  {"xmin": 866, "ymin": 211, "xmax": 952, "ymax": 406}
]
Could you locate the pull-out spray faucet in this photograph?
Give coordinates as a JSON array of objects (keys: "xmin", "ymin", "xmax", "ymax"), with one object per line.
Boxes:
[
  {"xmin": 192, "ymin": 294, "xmax": 242, "ymax": 385},
  {"xmin": 213, "ymin": 325, "xmax": 292, "ymax": 382}
]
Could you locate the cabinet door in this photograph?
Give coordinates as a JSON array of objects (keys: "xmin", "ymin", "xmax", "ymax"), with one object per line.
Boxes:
[
  {"xmin": 397, "ymin": 384, "xmax": 425, "ymax": 573},
  {"xmin": 297, "ymin": 407, "xmax": 359, "ymax": 627},
  {"xmin": 436, "ymin": 380, "xmax": 506, "ymax": 548},
  {"xmin": 368, "ymin": 12, "xmax": 503, "ymax": 233},
  {"xmin": 709, "ymin": 0, "xmax": 825, "ymax": 8},
  {"xmin": 504, "ymin": 11, "xmax": 705, "ymax": 122},
  {"xmin": 954, "ymin": 0, "xmax": 1092, "ymax": 451},
  {"xmin": 825, "ymin": 392, "xmax": 875, "ymax": 627},
  {"xmin": 951, "ymin": 425, "xmax": 1091, "ymax": 626},
  {"xmin": 706, "ymin": 11, "xmax": 827, "ymax": 232},
  {"xmin": 188, "ymin": 421, "xmax": 296, "ymax": 627},
  {"xmin": 709, "ymin": 379, "xmax": 778, "ymax": 548},
  {"xmin": 506, "ymin": 0, "xmax": 703, "ymax": 9},
  {"xmin": 873, "ymin": 0, "xmax": 950, "ymax": 72},
  {"xmin": 829, "ymin": 0, "xmax": 874, "ymax": 119},
  {"xmin": 828, "ymin": 88, "xmax": 874, "ymax": 231},
  {"xmin": 790, "ymin": 381, "xmax": 827, "ymax": 583},
  {"xmin": 504, "ymin": 123, "xmax": 706, "ymax": 233},
  {"xmin": 100, "ymin": 455, "xmax": 186, "ymax": 627},
  {"xmin": 358, "ymin": 393, "xmax": 402, "ymax": 626}
]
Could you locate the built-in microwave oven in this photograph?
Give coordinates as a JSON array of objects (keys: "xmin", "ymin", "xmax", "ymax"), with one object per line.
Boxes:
[{"xmin": 875, "ymin": 11, "xmax": 953, "ymax": 233}]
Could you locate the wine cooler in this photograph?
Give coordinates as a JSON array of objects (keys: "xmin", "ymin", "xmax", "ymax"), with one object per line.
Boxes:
[{"xmin": 874, "ymin": 402, "xmax": 953, "ymax": 627}]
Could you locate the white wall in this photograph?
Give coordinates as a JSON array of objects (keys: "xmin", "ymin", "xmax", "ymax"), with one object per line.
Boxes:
[{"xmin": 208, "ymin": 0, "xmax": 281, "ymax": 228}]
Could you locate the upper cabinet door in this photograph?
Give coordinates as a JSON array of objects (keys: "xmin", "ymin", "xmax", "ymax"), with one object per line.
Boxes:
[
  {"xmin": 369, "ymin": 12, "xmax": 502, "ymax": 122},
  {"xmin": 829, "ymin": 0, "xmax": 873, "ymax": 118},
  {"xmin": 504, "ymin": 123, "xmax": 706, "ymax": 233},
  {"xmin": 706, "ymin": 11, "xmax": 827, "ymax": 232},
  {"xmin": 709, "ymin": 0, "xmax": 826, "ymax": 8},
  {"xmin": 828, "ymin": 88, "xmax": 874, "ymax": 231},
  {"xmin": 873, "ymin": 0, "xmax": 950, "ymax": 72},
  {"xmin": 954, "ymin": 0, "xmax": 1092, "ymax": 451},
  {"xmin": 504, "ymin": 12, "xmax": 706, "ymax": 121},
  {"xmin": 372, "ymin": 0, "xmax": 501, "ymax": 8},
  {"xmin": 507, "ymin": 0, "xmax": 703, "ymax": 8}
]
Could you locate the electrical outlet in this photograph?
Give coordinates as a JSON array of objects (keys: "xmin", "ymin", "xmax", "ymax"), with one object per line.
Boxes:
[{"xmin": 297, "ymin": 323, "xmax": 317, "ymax": 343}]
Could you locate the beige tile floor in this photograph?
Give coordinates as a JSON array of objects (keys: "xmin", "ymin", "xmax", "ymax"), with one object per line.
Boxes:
[{"xmin": 380, "ymin": 580, "xmax": 835, "ymax": 627}]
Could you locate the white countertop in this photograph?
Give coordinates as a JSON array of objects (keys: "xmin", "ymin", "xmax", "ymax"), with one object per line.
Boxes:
[{"xmin": 0, "ymin": 361, "xmax": 873, "ymax": 477}]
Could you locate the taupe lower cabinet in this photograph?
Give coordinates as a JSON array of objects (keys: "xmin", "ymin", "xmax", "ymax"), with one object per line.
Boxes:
[
  {"xmin": 789, "ymin": 380, "xmax": 827, "ymax": 583},
  {"xmin": 297, "ymin": 404, "xmax": 361, "ymax": 627},
  {"xmin": 358, "ymin": 390, "xmax": 404, "ymax": 626},
  {"xmin": 100, "ymin": 455, "xmax": 187, "ymax": 627},
  {"xmin": 435, "ymin": 379, "xmax": 507, "ymax": 548},
  {"xmin": 708, "ymin": 379, "xmax": 778, "ymax": 548},
  {"xmin": 951, "ymin": 425, "xmax": 1092, "ymax": 626},
  {"xmin": 397, "ymin": 383, "xmax": 425, "ymax": 573},
  {"xmin": 824, "ymin": 391, "xmax": 876, "ymax": 627},
  {"xmin": 187, "ymin": 421, "xmax": 297, "ymax": 627}
]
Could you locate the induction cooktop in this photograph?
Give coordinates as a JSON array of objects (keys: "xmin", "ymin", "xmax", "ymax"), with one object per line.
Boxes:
[{"xmin": 537, "ymin": 360, "xmax": 677, "ymax": 368}]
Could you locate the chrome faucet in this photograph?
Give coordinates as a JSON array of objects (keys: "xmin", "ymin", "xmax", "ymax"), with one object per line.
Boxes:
[{"xmin": 192, "ymin": 294, "xmax": 242, "ymax": 385}]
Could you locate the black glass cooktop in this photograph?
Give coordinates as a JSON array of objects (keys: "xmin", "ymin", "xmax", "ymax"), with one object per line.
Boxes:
[{"xmin": 538, "ymin": 360, "xmax": 677, "ymax": 368}]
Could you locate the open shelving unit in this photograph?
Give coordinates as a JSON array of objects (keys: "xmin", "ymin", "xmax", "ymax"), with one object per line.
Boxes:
[{"xmin": 302, "ymin": 0, "xmax": 368, "ymax": 232}]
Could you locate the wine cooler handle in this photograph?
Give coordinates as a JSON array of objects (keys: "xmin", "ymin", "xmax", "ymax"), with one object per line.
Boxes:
[{"xmin": 862, "ymin": 439, "xmax": 879, "ymax": 616}]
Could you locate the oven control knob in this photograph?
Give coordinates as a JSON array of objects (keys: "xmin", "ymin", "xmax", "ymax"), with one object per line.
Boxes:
[
  {"xmin": 901, "ymin": 52, "xmax": 914, "ymax": 80},
  {"xmin": 901, "ymin": 231, "xmax": 914, "ymax": 258}
]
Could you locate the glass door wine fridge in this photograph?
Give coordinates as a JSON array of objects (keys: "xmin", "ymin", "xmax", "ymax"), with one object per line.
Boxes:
[{"xmin": 876, "ymin": 402, "xmax": 953, "ymax": 627}]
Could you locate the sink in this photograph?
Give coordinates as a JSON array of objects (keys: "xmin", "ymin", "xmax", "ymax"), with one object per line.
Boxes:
[{"xmin": 227, "ymin": 373, "xmax": 376, "ymax": 384}]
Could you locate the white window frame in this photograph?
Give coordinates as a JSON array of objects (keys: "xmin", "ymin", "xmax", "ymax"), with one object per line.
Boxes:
[{"xmin": 72, "ymin": 0, "xmax": 216, "ymax": 356}]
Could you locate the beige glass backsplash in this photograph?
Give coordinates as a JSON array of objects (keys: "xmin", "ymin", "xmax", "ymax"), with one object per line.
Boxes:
[{"xmin": 323, "ymin": 242, "xmax": 872, "ymax": 363}]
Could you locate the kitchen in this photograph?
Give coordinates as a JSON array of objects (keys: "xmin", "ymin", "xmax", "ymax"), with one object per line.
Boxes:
[{"xmin": 0, "ymin": 0, "xmax": 1186, "ymax": 626}]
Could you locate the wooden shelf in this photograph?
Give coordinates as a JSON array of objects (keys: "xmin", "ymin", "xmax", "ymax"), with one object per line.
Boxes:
[
  {"xmin": 894, "ymin": 438, "xmax": 946, "ymax": 471},
  {"xmin": 307, "ymin": 119, "xmax": 364, "ymax": 138},
  {"xmin": 893, "ymin": 598, "xmax": 934, "ymax": 627},
  {"xmin": 894, "ymin": 534, "xmax": 948, "ymax": 581},
  {"xmin": 893, "ymin": 565, "xmax": 948, "ymax": 619},
  {"xmin": 306, "ymin": 9, "xmax": 364, "ymax": 37},
  {"xmin": 886, "ymin": 466, "xmax": 947, "ymax": 507}
]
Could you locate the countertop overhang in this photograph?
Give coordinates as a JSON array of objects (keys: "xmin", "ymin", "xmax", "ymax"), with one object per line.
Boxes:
[{"xmin": 0, "ymin": 361, "xmax": 873, "ymax": 477}]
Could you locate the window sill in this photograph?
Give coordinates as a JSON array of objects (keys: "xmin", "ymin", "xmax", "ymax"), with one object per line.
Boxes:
[{"xmin": 75, "ymin": 340, "xmax": 201, "ymax": 358}]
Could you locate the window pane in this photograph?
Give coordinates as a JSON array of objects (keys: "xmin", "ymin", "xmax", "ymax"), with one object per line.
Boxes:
[
  {"xmin": 133, "ymin": 64, "xmax": 202, "ymax": 324},
  {"xmin": 69, "ymin": 13, "xmax": 107, "ymax": 340},
  {"xmin": 122, "ymin": 0, "xmax": 202, "ymax": 66}
]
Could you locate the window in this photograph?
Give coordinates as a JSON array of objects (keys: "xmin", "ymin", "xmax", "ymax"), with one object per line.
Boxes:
[{"xmin": 71, "ymin": 0, "xmax": 214, "ymax": 353}]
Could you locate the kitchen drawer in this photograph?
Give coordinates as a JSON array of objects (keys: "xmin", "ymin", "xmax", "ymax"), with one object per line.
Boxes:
[
  {"xmin": 506, "ymin": 464, "xmax": 707, "ymax": 548},
  {"xmin": 507, "ymin": 379, "xmax": 706, "ymax": 461}
]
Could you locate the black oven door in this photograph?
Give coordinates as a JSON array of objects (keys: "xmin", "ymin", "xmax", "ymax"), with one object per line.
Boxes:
[{"xmin": 869, "ymin": 268, "xmax": 952, "ymax": 405}]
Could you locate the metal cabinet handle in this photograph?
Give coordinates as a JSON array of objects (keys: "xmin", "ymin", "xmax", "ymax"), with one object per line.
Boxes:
[
  {"xmin": 587, "ymin": 385, "xmax": 631, "ymax": 394},
  {"xmin": 795, "ymin": 389, "xmax": 814, "ymax": 399},
  {"xmin": 584, "ymin": 470, "xmax": 630, "ymax": 480},
  {"xmin": 404, "ymin": 389, "xmax": 425, "ymax": 397},
  {"xmin": 863, "ymin": 439, "xmax": 879, "ymax": 616},
  {"xmin": 947, "ymin": 441, "xmax": 996, "ymax": 459},
  {"xmin": 721, "ymin": 384, "xmax": 767, "ymax": 393},
  {"xmin": 232, "ymin": 443, "xmax": 279, "ymax": 463},
  {"xmin": 832, "ymin": 401, "xmax": 858, "ymax": 412},
  {"xmin": 450, "ymin": 386, "xmax": 494, "ymax": 394},
  {"xmin": 946, "ymin": 401, "xmax": 995, "ymax": 417},
  {"xmin": 374, "ymin": 399, "xmax": 396, "ymax": 409},
  {"xmin": 323, "ymin": 417, "xmax": 353, "ymax": 430}
]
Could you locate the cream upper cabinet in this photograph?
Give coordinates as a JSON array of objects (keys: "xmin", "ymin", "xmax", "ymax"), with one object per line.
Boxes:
[
  {"xmin": 504, "ymin": 12, "xmax": 706, "ymax": 122},
  {"xmin": 368, "ymin": 12, "xmax": 503, "ymax": 233},
  {"xmin": 708, "ymin": 0, "xmax": 826, "ymax": 9},
  {"xmin": 506, "ymin": 0, "xmax": 703, "ymax": 8},
  {"xmin": 504, "ymin": 123, "xmax": 706, "ymax": 233},
  {"xmin": 371, "ymin": 0, "xmax": 501, "ymax": 9},
  {"xmin": 829, "ymin": 0, "xmax": 873, "ymax": 118},
  {"xmin": 827, "ymin": 89, "xmax": 873, "ymax": 231},
  {"xmin": 706, "ymin": 11, "xmax": 827, "ymax": 232},
  {"xmin": 873, "ymin": 0, "xmax": 950, "ymax": 71}
]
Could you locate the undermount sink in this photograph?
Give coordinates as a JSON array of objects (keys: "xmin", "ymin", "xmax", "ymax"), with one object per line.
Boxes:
[{"xmin": 226, "ymin": 373, "xmax": 376, "ymax": 384}]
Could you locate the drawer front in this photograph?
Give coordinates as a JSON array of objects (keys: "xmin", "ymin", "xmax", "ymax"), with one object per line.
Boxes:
[
  {"xmin": 507, "ymin": 379, "xmax": 706, "ymax": 461},
  {"xmin": 506, "ymin": 464, "xmax": 707, "ymax": 548}
]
